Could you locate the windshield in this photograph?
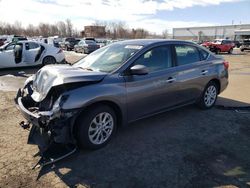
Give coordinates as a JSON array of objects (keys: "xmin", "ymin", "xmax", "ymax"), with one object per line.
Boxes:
[
  {"xmin": 66, "ymin": 38, "xmax": 75, "ymax": 42},
  {"xmin": 85, "ymin": 40, "xmax": 96, "ymax": 44},
  {"xmin": 214, "ymin": 40, "xmax": 222, "ymax": 44},
  {"xmin": 73, "ymin": 43, "xmax": 143, "ymax": 73}
]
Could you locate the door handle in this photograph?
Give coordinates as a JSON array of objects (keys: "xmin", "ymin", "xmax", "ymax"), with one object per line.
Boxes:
[
  {"xmin": 201, "ymin": 70, "xmax": 208, "ymax": 75},
  {"xmin": 166, "ymin": 77, "xmax": 176, "ymax": 83}
]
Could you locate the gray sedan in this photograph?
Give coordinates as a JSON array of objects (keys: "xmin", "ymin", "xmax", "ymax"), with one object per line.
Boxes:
[
  {"xmin": 74, "ymin": 39, "xmax": 100, "ymax": 54},
  {"xmin": 16, "ymin": 39, "xmax": 228, "ymax": 153}
]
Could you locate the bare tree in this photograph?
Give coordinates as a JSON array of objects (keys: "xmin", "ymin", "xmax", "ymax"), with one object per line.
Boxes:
[
  {"xmin": 65, "ymin": 19, "xmax": 73, "ymax": 37},
  {"xmin": 0, "ymin": 19, "xmax": 159, "ymax": 39},
  {"xmin": 57, "ymin": 21, "xmax": 67, "ymax": 37},
  {"xmin": 162, "ymin": 29, "xmax": 169, "ymax": 39},
  {"xmin": 25, "ymin": 24, "xmax": 36, "ymax": 36}
]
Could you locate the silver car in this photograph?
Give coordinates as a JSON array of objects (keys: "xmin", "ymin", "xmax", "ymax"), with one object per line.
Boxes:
[{"xmin": 15, "ymin": 39, "xmax": 228, "ymax": 153}]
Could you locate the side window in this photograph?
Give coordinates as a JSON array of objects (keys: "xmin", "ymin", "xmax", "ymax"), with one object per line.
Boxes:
[
  {"xmin": 175, "ymin": 45, "xmax": 200, "ymax": 66},
  {"xmin": 199, "ymin": 48, "xmax": 209, "ymax": 61},
  {"xmin": 5, "ymin": 44, "xmax": 15, "ymax": 51},
  {"xmin": 28, "ymin": 42, "xmax": 40, "ymax": 49},
  {"xmin": 133, "ymin": 45, "xmax": 172, "ymax": 72}
]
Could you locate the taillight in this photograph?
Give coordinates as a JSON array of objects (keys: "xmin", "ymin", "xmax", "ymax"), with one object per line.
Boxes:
[
  {"xmin": 57, "ymin": 49, "xmax": 62, "ymax": 54},
  {"xmin": 223, "ymin": 61, "xmax": 229, "ymax": 69}
]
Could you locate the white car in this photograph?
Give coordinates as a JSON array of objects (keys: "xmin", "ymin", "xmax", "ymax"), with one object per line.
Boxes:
[{"xmin": 0, "ymin": 41, "xmax": 65, "ymax": 69}]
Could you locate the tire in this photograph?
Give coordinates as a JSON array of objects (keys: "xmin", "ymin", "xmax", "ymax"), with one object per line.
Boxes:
[
  {"xmin": 76, "ymin": 105, "xmax": 117, "ymax": 150},
  {"xmin": 215, "ymin": 48, "xmax": 220, "ymax": 54},
  {"xmin": 197, "ymin": 81, "xmax": 218, "ymax": 110},
  {"xmin": 241, "ymin": 49, "xmax": 244, "ymax": 52},
  {"xmin": 228, "ymin": 48, "xmax": 233, "ymax": 54},
  {"xmin": 42, "ymin": 56, "xmax": 56, "ymax": 65}
]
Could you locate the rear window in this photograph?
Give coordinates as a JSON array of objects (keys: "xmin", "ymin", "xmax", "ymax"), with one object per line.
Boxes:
[
  {"xmin": 175, "ymin": 45, "xmax": 200, "ymax": 66},
  {"xmin": 66, "ymin": 38, "xmax": 75, "ymax": 42},
  {"xmin": 199, "ymin": 48, "xmax": 209, "ymax": 60},
  {"xmin": 243, "ymin": 40, "xmax": 250, "ymax": 45},
  {"xmin": 85, "ymin": 40, "xmax": 96, "ymax": 44}
]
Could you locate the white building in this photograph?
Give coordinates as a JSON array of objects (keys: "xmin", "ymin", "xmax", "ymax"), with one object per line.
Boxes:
[{"xmin": 173, "ymin": 24, "xmax": 250, "ymax": 41}]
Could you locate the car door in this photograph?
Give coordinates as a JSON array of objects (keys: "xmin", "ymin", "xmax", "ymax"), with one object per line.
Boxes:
[
  {"xmin": 0, "ymin": 43, "xmax": 17, "ymax": 68},
  {"xmin": 221, "ymin": 40, "xmax": 230, "ymax": 52},
  {"xmin": 124, "ymin": 45, "xmax": 182, "ymax": 121},
  {"xmin": 23, "ymin": 42, "xmax": 41, "ymax": 65},
  {"xmin": 79, "ymin": 41, "xmax": 84, "ymax": 52},
  {"xmin": 172, "ymin": 44, "xmax": 212, "ymax": 103}
]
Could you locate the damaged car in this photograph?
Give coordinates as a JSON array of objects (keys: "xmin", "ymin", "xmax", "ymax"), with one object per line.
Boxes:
[
  {"xmin": 15, "ymin": 39, "xmax": 228, "ymax": 161},
  {"xmin": 0, "ymin": 41, "xmax": 65, "ymax": 69}
]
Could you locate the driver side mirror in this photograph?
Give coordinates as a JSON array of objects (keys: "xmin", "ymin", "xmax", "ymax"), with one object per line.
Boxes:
[{"xmin": 130, "ymin": 65, "xmax": 148, "ymax": 75}]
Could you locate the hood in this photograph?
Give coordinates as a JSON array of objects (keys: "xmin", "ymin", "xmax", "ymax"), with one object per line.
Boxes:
[
  {"xmin": 202, "ymin": 42, "xmax": 213, "ymax": 46},
  {"xmin": 31, "ymin": 64, "xmax": 107, "ymax": 102}
]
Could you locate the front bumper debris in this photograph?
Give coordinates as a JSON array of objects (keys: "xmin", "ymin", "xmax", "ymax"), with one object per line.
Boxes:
[{"xmin": 15, "ymin": 88, "xmax": 77, "ymax": 167}]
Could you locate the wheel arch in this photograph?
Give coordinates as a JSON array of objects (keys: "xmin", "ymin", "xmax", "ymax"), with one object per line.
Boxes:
[
  {"xmin": 209, "ymin": 78, "xmax": 221, "ymax": 94},
  {"xmin": 72, "ymin": 100, "xmax": 124, "ymax": 136}
]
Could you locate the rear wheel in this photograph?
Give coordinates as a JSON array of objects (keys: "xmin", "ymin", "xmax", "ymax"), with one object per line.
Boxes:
[
  {"xmin": 228, "ymin": 48, "xmax": 233, "ymax": 54},
  {"xmin": 42, "ymin": 56, "xmax": 56, "ymax": 65},
  {"xmin": 197, "ymin": 81, "xmax": 218, "ymax": 109},
  {"xmin": 215, "ymin": 48, "xmax": 221, "ymax": 54},
  {"xmin": 76, "ymin": 105, "xmax": 117, "ymax": 150}
]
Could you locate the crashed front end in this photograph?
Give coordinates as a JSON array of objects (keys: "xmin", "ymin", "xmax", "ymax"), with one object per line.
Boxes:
[
  {"xmin": 15, "ymin": 65, "xmax": 107, "ymax": 165},
  {"xmin": 15, "ymin": 79, "xmax": 79, "ymax": 160}
]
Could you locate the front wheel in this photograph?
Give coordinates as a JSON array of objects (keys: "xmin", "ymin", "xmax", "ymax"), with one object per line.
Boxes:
[
  {"xmin": 197, "ymin": 81, "xmax": 218, "ymax": 109},
  {"xmin": 76, "ymin": 105, "xmax": 117, "ymax": 150}
]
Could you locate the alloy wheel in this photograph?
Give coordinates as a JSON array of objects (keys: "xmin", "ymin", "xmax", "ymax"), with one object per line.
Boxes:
[
  {"xmin": 204, "ymin": 85, "xmax": 217, "ymax": 107},
  {"xmin": 88, "ymin": 112, "xmax": 114, "ymax": 145}
]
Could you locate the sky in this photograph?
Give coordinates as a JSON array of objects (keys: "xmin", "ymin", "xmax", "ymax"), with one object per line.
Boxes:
[{"xmin": 0, "ymin": 0, "xmax": 249, "ymax": 34}]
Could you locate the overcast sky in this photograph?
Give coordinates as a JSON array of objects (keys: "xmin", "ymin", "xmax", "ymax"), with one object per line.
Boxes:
[{"xmin": 0, "ymin": 0, "xmax": 249, "ymax": 34}]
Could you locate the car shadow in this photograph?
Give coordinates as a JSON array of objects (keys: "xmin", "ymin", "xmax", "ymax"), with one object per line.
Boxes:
[
  {"xmin": 0, "ymin": 66, "xmax": 41, "ymax": 77},
  {"xmin": 36, "ymin": 97, "xmax": 250, "ymax": 187}
]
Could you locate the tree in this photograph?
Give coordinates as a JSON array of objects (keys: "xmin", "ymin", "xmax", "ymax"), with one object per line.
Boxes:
[
  {"xmin": 57, "ymin": 21, "xmax": 67, "ymax": 37},
  {"xmin": 162, "ymin": 29, "xmax": 169, "ymax": 39},
  {"xmin": 65, "ymin": 19, "xmax": 73, "ymax": 37},
  {"xmin": 25, "ymin": 24, "xmax": 36, "ymax": 36}
]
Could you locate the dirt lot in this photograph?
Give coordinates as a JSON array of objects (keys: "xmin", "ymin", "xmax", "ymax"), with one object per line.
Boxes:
[{"xmin": 0, "ymin": 50, "xmax": 250, "ymax": 188}]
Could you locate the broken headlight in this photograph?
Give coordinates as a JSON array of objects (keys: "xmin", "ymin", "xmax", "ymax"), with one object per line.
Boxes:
[{"xmin": 52, "ymin": 95, "xmax": 69, "ymax": 114}]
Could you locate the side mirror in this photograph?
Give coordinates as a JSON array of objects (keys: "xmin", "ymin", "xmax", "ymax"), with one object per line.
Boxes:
[{"xmin": 130, "ymin": 65, "xmax": 148, "ymax": 75}]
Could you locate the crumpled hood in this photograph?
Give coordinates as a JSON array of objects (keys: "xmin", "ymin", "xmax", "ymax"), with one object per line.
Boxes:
[{"xmin": 31, "ymin": 64, "xmax": 107, "ymax": 102}]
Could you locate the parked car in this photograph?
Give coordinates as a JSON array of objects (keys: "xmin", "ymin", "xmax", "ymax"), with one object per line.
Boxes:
[
  {"xmin": 12, "ymin": 35, "xmax": 27, "ymax": 42},
  {"xmin": 0, "ymin": 38, "xmax": 7, "ymax": 47},
  {"xmin": 95, "ymin": 39, "xmax": 108, "ymax": 48},
  {"xmin": 60, "ymin": 37, "xmax": 80, "ymax": 51},
  {"xmin": 240, "ymin": 39, "xmax": 250, "ymax": 51},
  {"xmin": 16, "ymin": 39, "xmax": 228, "ymax": 153},
  {"xmin": 0, "ymin": 41, "xmax": 65, "ymax": 69},
  {"xmin": 202, "ymin": 39, "xmax": 235, "ymax": 54},
  {"xmin": 74, "ymin": 39, "xmax": 100, "ymax": 54},
  {"xmin": 84, "ymin": 37, "xmax": 96, "ymax": 42},
  {"xmin": 233, "ymin": 40, "xmax": 241, "ymax": 48}
]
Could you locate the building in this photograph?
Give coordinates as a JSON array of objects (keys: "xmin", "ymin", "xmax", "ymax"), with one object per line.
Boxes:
[
  {"xmin": 173, "ymin": 24, "xmax": 250, "ymax": 41},
  {"xmin": 82, "ymin": 26, "xmax": 106, "ymax": 38}
]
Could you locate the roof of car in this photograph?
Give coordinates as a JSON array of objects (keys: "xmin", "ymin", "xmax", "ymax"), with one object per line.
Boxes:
[{"xmin": 116, "ymin": 39, "xmax": 195, "ymax": 46}]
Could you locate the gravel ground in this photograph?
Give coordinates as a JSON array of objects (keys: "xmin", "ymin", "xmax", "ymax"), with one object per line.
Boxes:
[{"xmin": 0, "ymin": 50, "xmax": 250, "ymax": 188}]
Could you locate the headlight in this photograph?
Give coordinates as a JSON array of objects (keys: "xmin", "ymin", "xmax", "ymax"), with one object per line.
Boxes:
[
  {"xmin": 24, "ymin": 75, "xmax": 34, "ymax": 86},
  {"xmin": 52, "ymin": 95, "xmax": 69, "ymax": 113}
]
